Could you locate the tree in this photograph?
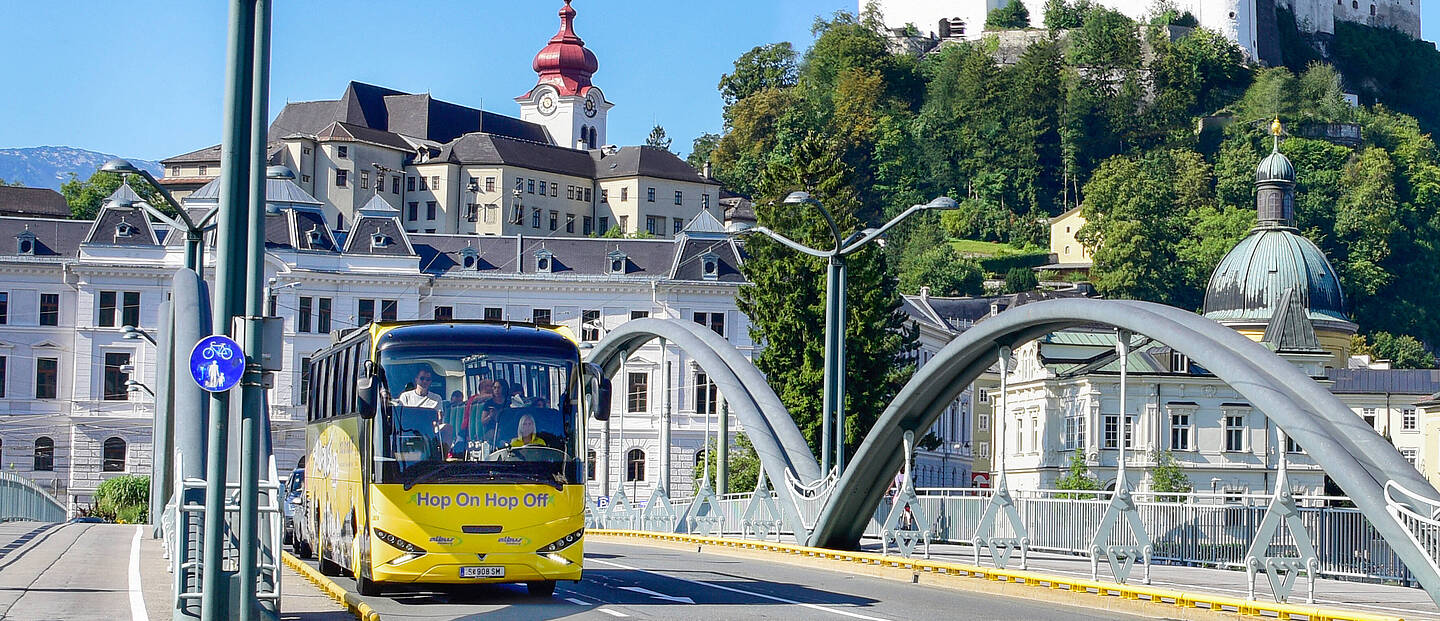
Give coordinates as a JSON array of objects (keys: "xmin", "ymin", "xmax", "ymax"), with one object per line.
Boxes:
[
  {"xmin": 93, "ymin": 475, "xmax": 149, "ymax": 523},
  {"xmin": 60, "ymin": 170, "xmax": 170, "ymax": 220},
  {"xmin": 986, "ymin": 0, "xmax": 1031, "ymax": 30},
  {"xmin": 1056, "ymin": 448, "xmax": 1100, "ymax": 499},
  {"xmin": 1359, "ymin": 332, "xmax": 1437, "ymax": 369},
  {"xmin": 1149, "ymin": 450, "xmax": 1192, "ymax": 502},
  {"xmin": 1003, "ymin": 267, "xmax": 1038, "ymax": 293},
  {"xmin": 693, "ymin": 433, "xmax": 762, "ymax": 494},
  {"xmin": 645, "ymin": 125, "xmax": 673, "ymax": 152},
  {"xmin": 898, "ymin": 244, "xmax": 984, "ymax": 296},
  {"xmin": 0, "ymin": 178, "xmax": 24, "ymax": 187},
  {"xmin": 1043, "ymin": 0, "xmax": 1093, "ymax": 30},
  {"xmin": 718, "ymin": 43, "xmax": 799, "ymax": 105},
  {"xmin": 686, "ymin": 132, "xmax": 721, "ymax": 173}
]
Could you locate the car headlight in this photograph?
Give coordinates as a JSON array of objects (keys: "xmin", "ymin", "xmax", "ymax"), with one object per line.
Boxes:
[
  {"xmin": 535, "ymin": 528, "xmax": 584, "ymax": 554},
  {"xmin": 373, "ymin": 528, "xmax": 426, "ymax": 555}
]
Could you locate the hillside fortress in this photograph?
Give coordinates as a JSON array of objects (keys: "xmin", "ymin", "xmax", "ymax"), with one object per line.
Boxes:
[{"xmin": 872, "ymin": 0, "xmax": 1422, "ymax": 63}]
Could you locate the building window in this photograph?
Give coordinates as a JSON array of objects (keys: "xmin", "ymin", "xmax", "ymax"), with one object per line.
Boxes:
[
  {"xmin": 978, "ymin": 388, "xmax": 989, "ymax": 403},
  {"xmin": 1225, "ymin": 414, "xmax": 1246, "ymax": 452},
  {"xmin": 646, "ymin": 215, "xmax": 662, "ymax": 236},
  {"xmin": 621, "ymin": 187, "xmax": 629, "ymax": 202},
  {"xmin": 298, "ymin": 297, "xmax": 313, "ymax": 333},
  {"xmin": 35, "ymin": 358, "xmax": 57, "ymax": 399},
  {"xmin": 431, "ymin": 176, "xmax": 440, "ymax": 190},
  {"xmin": 392, "ymin": 176, "xmax": 400, "ymax": 193},
  {"xmin": 694, "ymin": 312, "xmax": 724, "ymax": 337},
  {"xmin": 631, "ymin": 310, "xmax": 650, "ymax": 320},
  {"xmin": 485, "ymin": 177, "xmax": 495, "ymax": 192},
  {"xmin": 583, "ymin": 216, "xmax": 593, "ymax": 235},
  {"xmin": 1063, "ymin": 411, "xmax": 1085, "ymax": 450},
  {"xmin": 599, "ymin": 217, "xmax": 610, "ymax": 234},
  {"xmin": 407, "ymin": 176, "xmax": 416, "ymax": 192},
  {"xmin": 0, "ymin": 355, "xmax": 6, "ymax": 398},
  {"xmin": 568, "ymin": 185, "xmax": 576, "ymax": 200},
  {"xmin": 1404, "ymin": 408, "xmax": 1418, "ymax": 431},
  {"xmin": 0, "ymin": 292, "xmax": 8, "ymax": 324},
  {"xmin": 1170, "ymin": 412, "xmax": 1192, "ymax": 450},
  {"xmin": 198, "ymin": 165, "xmax": 207, "ymax": 176},
  {"xmin": 1286, "ymin": 435, "xmax": 1302, "ymax": 454},
  {"xmin": 695, "ymin": 371, "xmax": 719, "ymax": 415},
  {"xmin": 408, "ymin": 202, "xmax": 419, "ymax": 221},
  {"xmin": 978, "ymin": 413, "xmax": 989, "ymax": 431},
  {"xmin": 172, "ymin": 166, "xmax": 181, "ymax": 176},
  {"xmin": 426, "ymin": 201, "xmax": 437, "ymax": 220},
  {"xmin": 122, "ymin": 292, "xmax": 140, "ymax": 328},
  {"xmin": 583, "ymin": 188, "xmax": 591, "ymax": 202},
  {"xmin": 553, "ymin": 184, "xmax": 560, "ymax": 198},
  {"xmin": 380, "ymin": 300, "xmax": 397, "ymax": 322},
  {"xmin": 358, "ymin": 299, "xmax": 375, "ymax": 326},
  {"xmin": 647, "ymin": 187, "xmax": 655, "ymax": 202},
  {"xmin": 527, "ymin": 179, "xmax": 535, "ymax": 194},
  {"xmin": 532, "ymin": 308, "xmax": 551, "ymax": 325},
  {"xmin": 434, "ymin": 306, "xmax": 453, "ymax": 321},
  {"xmin": 674, "ymin": 190, "xmax": 683, "ymax": 205},
  {"xmin": 98, "ymin": 291, "xmax": 116, "ymax": 327},
  {"xmin": 318, "ymin": 298, "xmax": 332, "ymax": 333},
  {"xmin": 337, "ymin": 146, "xmax": 348, "ymax": 158},
  {"xmin": 103, "ymin": 437, "xmax": 127, "ymax": 472},
  {"xmin": 484, "ymin": 307, "xmax": 503, "ymax": 321},
  {"xmin": 674, "ymin": 218, "xmax": 684, "ymax": 235},
  {"xmin": 549, "ymin": 211, "xmax": 559, "ymax": 231},
  {"xmin": 601, "ymin": 189, "xmax": 608, "ymax": 203},
  {"xmin": 299, "ymin": 357, "xmax": 311, "ymax": 405},
  {"xmin": 627, "ymin": 372, "xmax": 648, "ymax": 412},
  {"xmin": 566, "ymin": 214, "xmax": 575, "ymax": 233},
  {"xmin": 1362, "ymin": 407, "xmax": 1377, "ymax": 428},
  {"xmin": 33, "ymin": 437, "xmax": 53, "ymax": 471},
  {"xmin": 532, "ymin": 207, "xmax": 541, "ymax": 228},
  {"xmin": 587, "ymin": 449, "xmax": 596, "ymax": 480},
  {"xmin": 1102, "ymin": 414, "xmax": 1119, "ymax": 449},
  {"xmin": 359, "ymin": 170, "xmax": 370, "ymax": 189},
  {"xmin": 336, "ymin": 170, "xmax": 348, "ymax": 187},
  {"xmin": 104, "ymin": 352, "xmax": 131, "ymax": 401},
  {"xmin": 626, "ymin": 448, "xmax": 645, "ymax": 482},
  {"xmin": 581, "ymin": 310, "xmax": 601, "ymax": 342},
  {"xmin": 1403, "ymin": 448, "xmax": 1418, "ymax": 465},
  {"xmin": 702, "ymin": 193, "xmax": 710, "ymax": 209},
  {"xmin": 419, "ymin": 176, "xmax": 429, "ymax": 191}
]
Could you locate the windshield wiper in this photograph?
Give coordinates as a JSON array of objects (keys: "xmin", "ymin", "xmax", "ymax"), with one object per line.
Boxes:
[{"xmin": 402, "ymin": 462, "xmax": 468, "ymax": 491}]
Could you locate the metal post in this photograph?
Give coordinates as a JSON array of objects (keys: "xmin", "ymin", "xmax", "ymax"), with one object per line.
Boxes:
[
  {"xmin": 202, "ymin": 1, "xmax": 255, "ymax": 618},
  {"xmin": 703, "ymin": 369, "xmax": 712, "ymax": 489},
  {"xmin": 237, "ymin": 2, "xmax": 271, "ymax": 618},
  {"xmin": 617, "ymin": 353, "xmax": 626, "ymax": 497},
  {"xmin": 834, "ymin": 258, "xmax": 848, "ymax": 474},
  {"xmin": 660, "ymin": 342, "xmax": 671, "ymax": 496},
  {"xmin": 150, "ymin": 300, "xmax": 175, "ymax": 537},
  {"xmin": 717, "ymin": 399, "xmax": 729, "ymax": 496},
  {"xmin": 172, "ymin": 269, "xmax": 209, "ymax": 621},
  {"xmin": 996, "ymin": 346, "xmax": 1009, "ymax": 488},
  {"xmin": 819, "ymin": 257, "xmax": 839, "ymax": 475},
  {"xmin": 1116, "ymin": 330, "xmax": 1129, "ymax": 489}
]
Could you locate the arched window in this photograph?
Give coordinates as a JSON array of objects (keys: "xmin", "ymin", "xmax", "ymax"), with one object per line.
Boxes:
[
  {"xmin": 579, "ymin": 125, "xmax": 589, "ymax": 148},
  {"xmin": 103, "ymin": 437, "xmax": 126, "ymax": 472},
  {"xmin": 626, "ymin": 448, "xmax": 645, "ymax": 482},
  {"xmin": 589, "ymin": 127, "xmax": 598, "ymax": 148},
  {"xmin": 33, "ymin": 437, "xmax": 53, "ymax": 471},
  {"xmin": 586, "ymin": 449, "xmax": 596, "ymax": 481},
  {"xmin": 693, "ymin": 448, "xmax": 706, "ymax": 468}
]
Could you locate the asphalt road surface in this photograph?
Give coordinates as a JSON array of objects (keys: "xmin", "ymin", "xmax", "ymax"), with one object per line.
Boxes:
[{"xmin": 299, "ymin": 538, "xmax": 1153, "ymax": 620}]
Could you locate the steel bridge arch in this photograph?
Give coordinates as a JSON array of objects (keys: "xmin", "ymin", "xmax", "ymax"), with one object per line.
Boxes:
[
  {"xmin": 587, "ymin": 318, "xmax": 821, "ymax": 539},
  {"xmin": 808, "ymin": 298, "xmax": 1440, "ymax": 600}
]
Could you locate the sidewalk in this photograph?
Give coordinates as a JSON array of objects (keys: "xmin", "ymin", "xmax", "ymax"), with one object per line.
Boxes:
[{"xmin": 857, "ymin": 536, "xmax": 1440, "ymax": 620}]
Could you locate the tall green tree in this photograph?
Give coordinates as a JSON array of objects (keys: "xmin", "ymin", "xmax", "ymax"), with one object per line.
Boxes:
[
  {"xmin": 898, "ymin": 244, "xmax": 984, "ymax": 296},
  {"xmin": 1042, "ymin": 0, "xmax": 1093, "ymax": 30},
  {"xmin": 687, "ymin": 132, "xmax": 721, "ymax": 173},
  {"xmin": 1354, "ymin": 332, "xmax": 1437, "ymax": 369},
  {"xmin": 1056, "ymin": 448, "xmax": 1100, "ymax": 499},
  {"xmin": 60, "ymin": 171, "xmax": 169, "ymax": 220},
  {"xmin": 985, "ymin": 0, "xmax": 1031, "ymax": 30},
  {"xmin": 1149, "ymin": 450, "xmax": 1192, "ymax": 502},
  {"xmin": 645, "ymin": 125, "xmax": 673, "ymax": 152},
  {"xmin": 718, "ymin": 43, "xmax": 799, "ymax": 105}
]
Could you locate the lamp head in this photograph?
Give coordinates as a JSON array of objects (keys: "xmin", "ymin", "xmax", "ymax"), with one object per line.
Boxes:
[
  {"xmin": 783, "ymin": 191, "xmax": 814, "ymax": 205},
  {"xmin": 725, "ymin": 221, "xmax": 754, "ymax": 234},
  {"xmin": 100, "ymin": 158, "xmax": 143, "ymax": 175},
  {"xmin": 467, "ymin": 179, "xmax": 479, "ymax": 193},
  {"xmin": 924, "ymin": 196, "xmax": 960, "ymax": 210},
  {"xmin": 266, "ymin": 166, "xmax": 295, "ymax": 180},
  {"xmin": 121, "ymin": 325, "xmax": 140, "ymax": 339}
]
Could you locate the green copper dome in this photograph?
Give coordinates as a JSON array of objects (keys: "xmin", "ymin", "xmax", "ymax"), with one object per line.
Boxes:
[
  {"xmin": 1256, "ymin": 150, "xmax": 1295, "ymax": 183},
  {"xmin": 1202, "ymin": 228, "xmax": 1348, "ymax": 324}
]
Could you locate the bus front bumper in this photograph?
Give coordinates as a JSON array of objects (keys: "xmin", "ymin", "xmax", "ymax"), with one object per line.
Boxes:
[{"xmin": 373, "ymin": 548, "xmax": 583, "ymax": 584}]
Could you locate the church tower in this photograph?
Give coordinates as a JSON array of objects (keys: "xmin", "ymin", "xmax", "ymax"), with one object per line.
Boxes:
[{"xmin": 516, "ymin": 0, "xmax": 614, "ymax": 150}]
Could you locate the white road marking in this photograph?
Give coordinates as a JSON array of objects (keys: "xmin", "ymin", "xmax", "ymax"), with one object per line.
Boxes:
[
  {"xmin": 619, "ymin": 585, "xmax": 695, "ymax": 604},
  {"xmin": 588, "ymin": 557, "xmax": 891, "ymax": 621},
  {"xmin": 596, "ymin": 608, "xmax": 629, "ymax": 617},
  {"xmin": 129, "ymin": 526, "xmax": 149, "ymax": 621},
  {"xmin": 566, "ymin": 597, "xmax": 592, "ymax": 606}
]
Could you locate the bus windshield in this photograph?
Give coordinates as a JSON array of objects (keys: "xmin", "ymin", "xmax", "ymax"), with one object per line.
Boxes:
[{"xmin": 376, "ymin": 343, "xmax": 581, "ymax": 488}]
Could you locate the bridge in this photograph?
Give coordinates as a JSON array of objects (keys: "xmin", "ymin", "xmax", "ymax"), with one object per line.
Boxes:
[{"xmin": 6, "ymin": 299, "xmax": 1440, "ymax": 620}]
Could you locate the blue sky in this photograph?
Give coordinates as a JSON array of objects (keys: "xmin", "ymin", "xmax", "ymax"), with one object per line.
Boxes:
[{"xmin": 2, "ymin": 1, "xmax": 1438, "ymax": 162}]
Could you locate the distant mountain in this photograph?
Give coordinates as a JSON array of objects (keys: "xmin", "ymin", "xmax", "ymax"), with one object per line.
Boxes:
[{"xmin": 0, "ymin": 146, "xmax": 162, "ymax": 191}]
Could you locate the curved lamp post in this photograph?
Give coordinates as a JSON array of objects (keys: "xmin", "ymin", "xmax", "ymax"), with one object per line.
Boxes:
[
  {"xmin": 100, "ymin": 158, "xmax": 220, "ymax": 272},
  {"xmin": 729, "ymin": 193, "xmax": 959, "ymax": 474}
]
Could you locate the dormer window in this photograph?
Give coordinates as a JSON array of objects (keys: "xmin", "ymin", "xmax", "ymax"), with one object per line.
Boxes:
[
  {"xmin": 607, "ymin": 250, "xmax": 627, "ymax": 275},
  {"xmin": 115, "ymin": 221, "xmax": 134, "ymax": 239},
  {"xmin": 701, "ymin": 252, "xmax": 720, "ymax": 281},
  {"xmin": 305, "ymin": 226, "xmax": 323, "ymax": 246},
  {"xmin": 371, "ymin": 232, "xmax": 391, "ymax": 249},
  {"xmin": 459, "ymin": 246, "xmax": 479, "ymax": 270},
  {"xmin": 535, "ymin": 248, "xmax": 554, "ymax": 273},
  {"xmin": 16, "ymin": 230, "xmax": 36, "ymax": 255}
]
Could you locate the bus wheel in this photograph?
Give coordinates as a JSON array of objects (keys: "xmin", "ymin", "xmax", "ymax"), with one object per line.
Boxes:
[
  {"xmin": 526, "ymin": 580, "xmax": 556, "ymax": 597},
  {"xmin": 356, "ymin": 573, "xmax": 381, "ymax": 597}
]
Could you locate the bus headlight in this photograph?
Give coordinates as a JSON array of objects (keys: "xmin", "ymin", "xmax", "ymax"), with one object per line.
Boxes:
[
  {"xmin": 374, "ymin": 528, "xmax": 426, "ymax": 555},
  {"xmin": 535, "ymin": 528, "xmax": 584, "ymax": 554}
]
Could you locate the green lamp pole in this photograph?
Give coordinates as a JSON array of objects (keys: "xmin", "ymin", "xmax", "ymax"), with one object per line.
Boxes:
[{"xmin": 729, "ymin": 193, "xmax": 958, "ymax": 474}]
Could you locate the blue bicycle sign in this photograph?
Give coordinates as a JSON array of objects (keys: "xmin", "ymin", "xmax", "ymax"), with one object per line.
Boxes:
[{"xmin": 189, "ymin": 335, "xmax": 246, "ymax": 393}]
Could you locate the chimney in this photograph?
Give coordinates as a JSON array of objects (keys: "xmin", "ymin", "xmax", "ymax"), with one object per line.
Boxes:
[
  {"xmin": 919, "ymin": 286, "xmax": 930, "ymax": 302},
  {"xmin": 703, "ymin": 160, "xmax": 713, "ymax": 180}
]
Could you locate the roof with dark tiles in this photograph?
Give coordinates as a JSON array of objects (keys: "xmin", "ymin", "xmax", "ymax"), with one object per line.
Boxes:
[
  {"xmin": 0, "ymin": 186, "xmax": 70, "ymax": 218},
  {"xmin": 437, "ymin": 133, "xmax": 596, "ymax": 176},
  {"xmin": 592, "ymin": 146, "xmax": 719, "ymax": 185},
  {"xmin": 344, "ymin": 217, "xmax": 415, "ymax": 257},
  {"xmin": 82, "ymin": 204, "xmax": 159, "ymax": 247},
  {"xmin": 0, "ymin": 217, "xmax": 88, "ymax": 257}
]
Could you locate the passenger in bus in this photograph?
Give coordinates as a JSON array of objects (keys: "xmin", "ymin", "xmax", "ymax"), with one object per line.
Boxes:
[
  {"xmin": 510, "ymin": 414, "xmax": 546, "ymax": 447},
  {"xmin": 399, "ymin": 368, "xmax": 441, "ymax": 411},
  {"xmin": 462, "ymin": 380, "xmax": 502, "ymax": 451}
]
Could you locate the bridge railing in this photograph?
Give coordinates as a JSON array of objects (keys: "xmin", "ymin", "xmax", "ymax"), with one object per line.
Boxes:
[
  {"xmin": 602, "ymin": 486, "xmax": 1414, "ymax": 585},
  {"xmin": 0, "ymin": 471, "xmax": 67, "ymax": 523}
]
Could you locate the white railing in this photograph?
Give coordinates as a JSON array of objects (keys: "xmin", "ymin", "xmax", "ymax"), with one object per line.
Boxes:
[
  {"xmin": 1385, "ymin": 480, "xmax": 1440, "ymax": 582},
  {"xmin": 0, "ymin": 471, "xmax": 67, "ymax": 523}
]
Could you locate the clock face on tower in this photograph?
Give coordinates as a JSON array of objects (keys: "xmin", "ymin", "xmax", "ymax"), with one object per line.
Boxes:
[
  {"xmin": 583, "ymin": 94, "xmax": 598, "ymax": 118},
  {"xmin": 538, "ymin": 92, "xmax": 557, "ymax": 116}
]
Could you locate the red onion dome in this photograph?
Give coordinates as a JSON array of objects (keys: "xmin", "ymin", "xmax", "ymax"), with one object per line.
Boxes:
[{"xmin": 531, "ymin": 0, "xmax": 598, "ymax": 97}]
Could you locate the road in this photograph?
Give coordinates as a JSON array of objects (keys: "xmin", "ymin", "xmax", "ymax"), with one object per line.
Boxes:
[
  {"xmin": 300, "ymin": 538, "xmax": 1151, "ymax": 620},
  {"xmin": 0, "ymin": 521, "xmax": 146, "ymax": 621}
]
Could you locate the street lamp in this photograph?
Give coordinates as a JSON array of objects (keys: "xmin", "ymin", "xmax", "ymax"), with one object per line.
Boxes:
[
  {"xmin": 264, "ymin": 278, "xmax": 301, "ymax": 316},
  {"xmin": 121, "ymin": 324, "xmax": 157, "ymax": 346},
  {"xmin": 126, "ymin": 379, "xmax": 156, "ymax": 397},
  {"xmin": 729, "ymin": 192, "xmax": 959, "ymax": 474},
  {"xmin": 99, "ymin": 158, "xmax": 219, "ymax": 272}
]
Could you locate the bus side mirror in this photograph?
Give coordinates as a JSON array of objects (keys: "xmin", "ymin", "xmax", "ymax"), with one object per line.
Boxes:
[
  {"xmin": 357, "ymin": 360, "xmax": 377, "ymax": 419},
  {"xmin": 596, "ymin": 376, "xmax": 612, "ymax": 422}
]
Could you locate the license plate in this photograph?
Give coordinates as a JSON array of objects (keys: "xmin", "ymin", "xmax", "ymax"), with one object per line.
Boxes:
[{"xmin": 460, "ymin": 566, "xmax": 505, "ymax": 578}]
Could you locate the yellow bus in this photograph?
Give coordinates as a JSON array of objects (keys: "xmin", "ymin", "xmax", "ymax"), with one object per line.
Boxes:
[{"xmin": 298, "ymin": 321, "xmax": 609, "ymax": 596}]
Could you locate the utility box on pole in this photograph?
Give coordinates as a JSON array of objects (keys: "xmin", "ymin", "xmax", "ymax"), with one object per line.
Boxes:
[{"xmin": 233, "ymin": 316, "xmax": 285, "ymax": 372}]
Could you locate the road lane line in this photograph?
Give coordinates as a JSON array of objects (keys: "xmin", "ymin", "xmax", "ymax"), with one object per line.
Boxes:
[
  {"xmin": 596, "ymin": 608, "xmax": 629, "ymax": 617},
  {"xmin": 588, "ymin": 557, "xmax": 891, "ymax": 620},
  {"xmin": 129, "ymin": 526, "xmax": 149, "ymax": 621},
  {"xmin": 565, "ymin": 597, "xmax": 592, "ymax": 606}
]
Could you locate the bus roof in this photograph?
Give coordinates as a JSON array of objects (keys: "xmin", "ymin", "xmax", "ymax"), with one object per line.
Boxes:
[{"xmin": 374, "ymin": 321, "xmax": 579, "ymax": 353}]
